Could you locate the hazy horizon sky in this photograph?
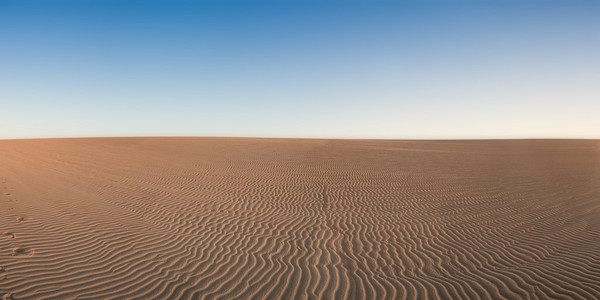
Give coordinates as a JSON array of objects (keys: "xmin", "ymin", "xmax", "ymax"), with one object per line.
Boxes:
[{"xmin": 1, "ymin": 0, "xmax": 599, "ymax": 139}]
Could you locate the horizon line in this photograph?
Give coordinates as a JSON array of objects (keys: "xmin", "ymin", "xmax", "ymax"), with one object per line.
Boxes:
[{"xmin": 1, "ymin": 135, "xmax": 599, "ymax": 142}]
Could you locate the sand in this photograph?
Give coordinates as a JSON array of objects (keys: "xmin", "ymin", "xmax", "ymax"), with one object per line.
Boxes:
[{"xmin": 0, "ymin": 137, "xmax": 599, "ymax": 299}]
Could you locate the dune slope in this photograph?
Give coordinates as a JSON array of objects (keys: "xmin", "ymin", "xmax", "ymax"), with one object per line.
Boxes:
[{"xmin": 1, "ymin": 138, "xmax": 599, "ymax": 299}]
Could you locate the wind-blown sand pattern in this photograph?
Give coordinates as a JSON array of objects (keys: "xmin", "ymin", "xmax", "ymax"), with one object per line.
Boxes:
[{"xmin": 1, "ymin": 138, "xmax": 599, "ymax": 299}]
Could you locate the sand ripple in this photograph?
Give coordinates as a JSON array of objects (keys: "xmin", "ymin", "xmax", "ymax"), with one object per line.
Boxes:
[{"xmin": 1, "ymin": 138, "xmax": 599, "ymax": 299}]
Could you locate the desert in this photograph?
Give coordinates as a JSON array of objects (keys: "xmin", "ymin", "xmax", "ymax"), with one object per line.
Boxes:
[{"xmin": 1, "ymin": 137, "xmax": 599, "ymax": 299}]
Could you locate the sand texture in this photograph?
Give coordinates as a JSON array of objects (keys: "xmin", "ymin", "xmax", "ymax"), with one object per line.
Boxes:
[{"xmin": 1, "ymin": 137, "xmax": 599, "ymax": 299}]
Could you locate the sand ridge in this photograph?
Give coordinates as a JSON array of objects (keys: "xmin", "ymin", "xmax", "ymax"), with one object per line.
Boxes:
[{"xmin": 0, "ymin": 137, "xmax": 599, "ymax": 299}]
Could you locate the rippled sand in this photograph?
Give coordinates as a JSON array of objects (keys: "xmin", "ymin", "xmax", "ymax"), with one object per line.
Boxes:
[{"xmin": 1, "ymin": 138, "xmax": 599, "ymax": 299}]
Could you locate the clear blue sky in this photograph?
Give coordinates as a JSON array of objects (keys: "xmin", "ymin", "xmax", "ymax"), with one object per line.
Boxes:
[{"xmin": 1, "ymin": 0, "xmax": 598, "ymax": 139}]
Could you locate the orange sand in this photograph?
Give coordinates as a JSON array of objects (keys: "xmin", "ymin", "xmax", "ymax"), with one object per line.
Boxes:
[{"xmin": 1, "ymin": 138, "xmax": 599, "ymax": 299}]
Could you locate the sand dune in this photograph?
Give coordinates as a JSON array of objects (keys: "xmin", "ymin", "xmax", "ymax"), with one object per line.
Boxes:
[{"xmin": 0, "ymin": 137, "xmax": 599, "ymax": 299}]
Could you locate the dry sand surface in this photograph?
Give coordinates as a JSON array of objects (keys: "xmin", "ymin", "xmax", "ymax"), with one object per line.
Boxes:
[{"xmin": 1, "ymin": 137, "xmax": 599, "ymax": 299}]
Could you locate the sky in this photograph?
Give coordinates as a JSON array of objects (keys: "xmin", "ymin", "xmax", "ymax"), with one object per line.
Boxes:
[{"xmin": 1, "ymin": 0, "xmax": 598, "ymax": 139}]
